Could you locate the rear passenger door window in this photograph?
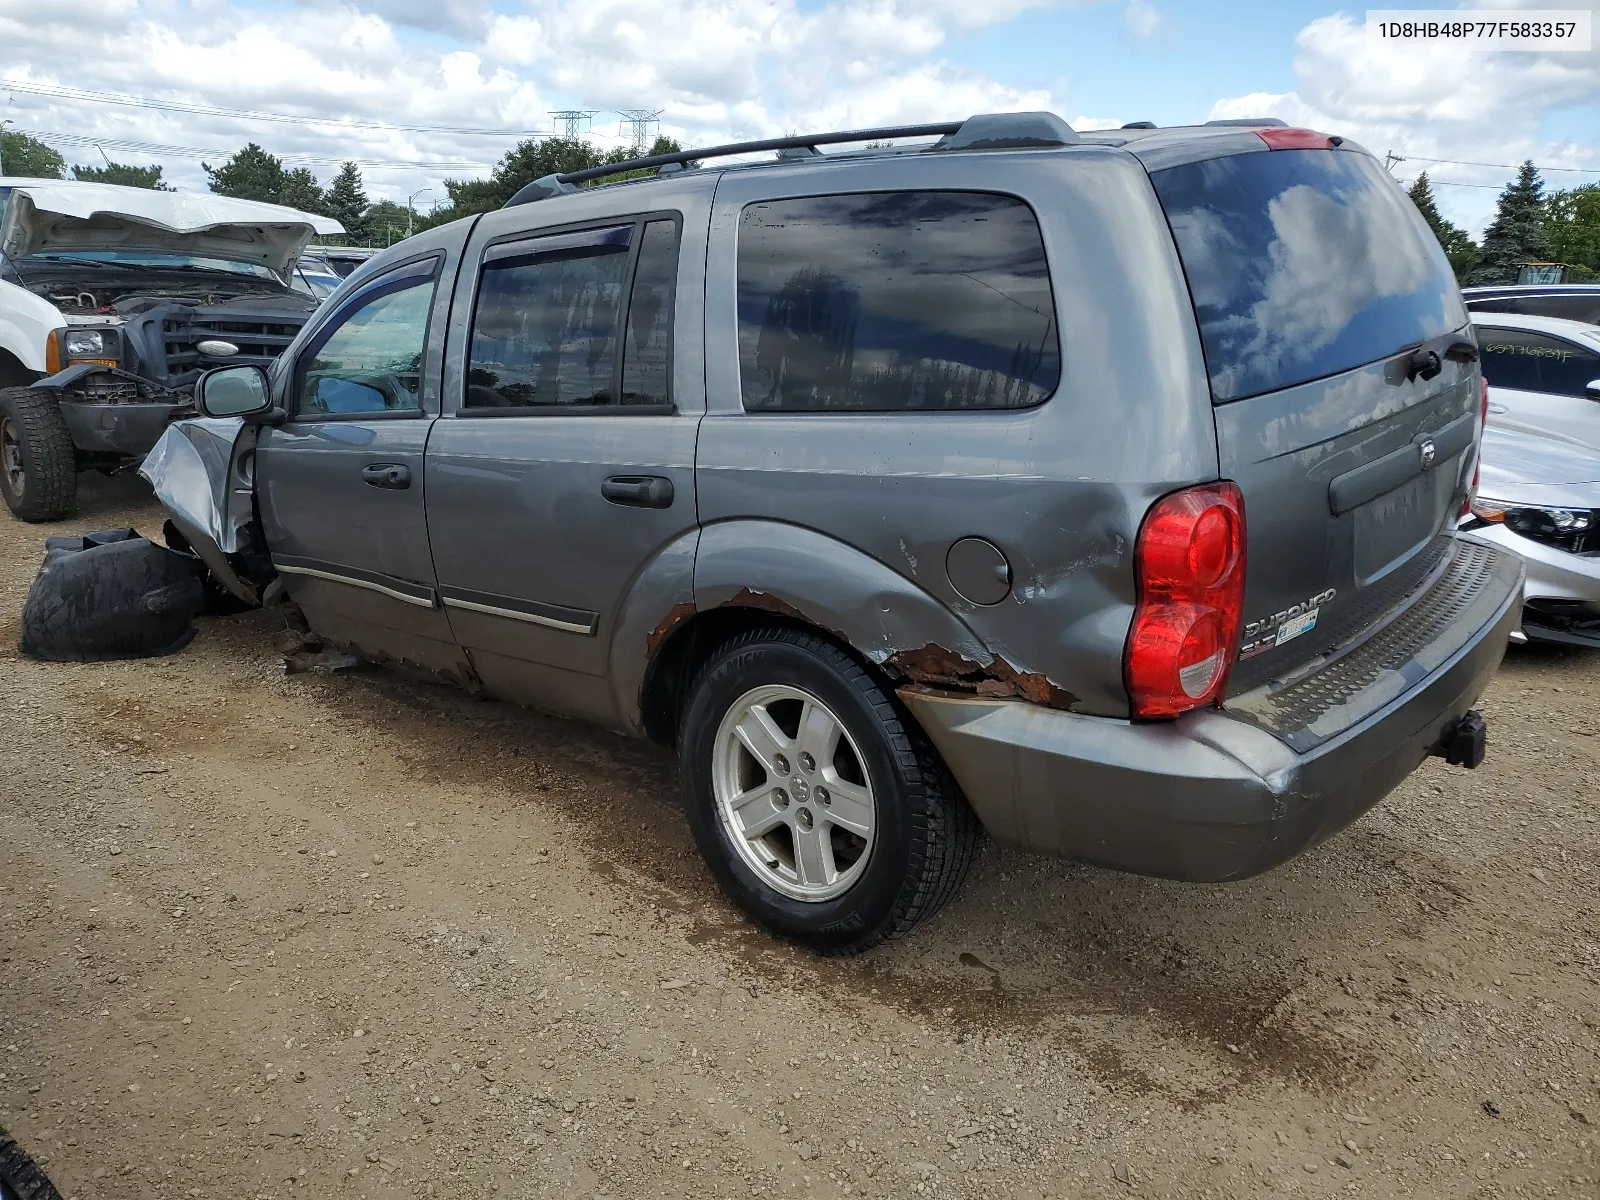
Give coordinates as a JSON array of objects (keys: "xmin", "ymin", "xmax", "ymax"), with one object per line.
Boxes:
[
  {"xmin": 735, "ymin": 191, "xmax": 1060, "ymax": 412},
  {"xmin": 1479, "ymin": 328, "xmax": 1600, "ymax": 398},
  {"xmin": 465, "ymin": 218, "xmax": 679, "ymax": 411}
]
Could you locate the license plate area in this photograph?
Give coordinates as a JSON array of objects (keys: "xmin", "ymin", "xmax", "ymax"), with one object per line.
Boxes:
[{"xmin": 1353, "ymin": 468, "xmax": 1453, "ymax": 586}]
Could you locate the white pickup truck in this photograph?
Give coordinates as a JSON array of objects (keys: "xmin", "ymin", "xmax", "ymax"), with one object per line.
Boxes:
[{"xmin": 0, "ymin": 179, "xmax": 341, "ymax": 520}]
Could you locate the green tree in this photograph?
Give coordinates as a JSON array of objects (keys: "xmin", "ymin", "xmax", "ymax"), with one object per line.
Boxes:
[
  {"xmin": 324, "ymin": 162, "xmax": 369, "ymax": 240},
  {"xmin": 0, "ymin": 129, "xmax": 65, "ymax": 178},
  {"xmin": 1468, "ymin": 160, "xmax": 1552, "ymax": 285},
  {"xmin": 1544, "ymin": 183, "xmax": 1600, "ymax": 278},
  {"xmin": 422, "ymin": 135, "xmax": 684, "ymax": 228},
  {"xmin": 204, "ymin": 143, "xmax": 327, "ymax": 213},
  {"xmin": 361, "ymin": 200, "xmax": 416, "ymax": 246},
  {"xmin": 1407, "ymin": 173, "xmax": 1477, "ymax": 281},
  {"xmin": 278, "ymin": 167, "xmax": 328, "ymax": 215},
  {"xmin": 71, "ymin": 161, "xmax": 172, "ymax": 190}
]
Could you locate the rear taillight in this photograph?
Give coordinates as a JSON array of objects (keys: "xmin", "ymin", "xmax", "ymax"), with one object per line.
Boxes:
[
  {"xmin": 1125, "ymin": 483, "xmax": 1247, "ymax": 719},
  {"xmin": 1464, "ymin": 375, "xmax": 1489, "ymax": 515}
]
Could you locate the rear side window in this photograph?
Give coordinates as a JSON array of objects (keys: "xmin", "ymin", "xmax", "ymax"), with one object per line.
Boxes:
[
  {"xmin": 1152, "ymin": 149, "xmax": 1467, "ymax": 402},
  {"xmin": 1515, "ymin": 295, "xmax": 1600, "ymax": 325},
  {"xmin": 465, "ymin": 218, "xmax": 679, "ymax": 410},
  {"xmin": 736, "ymin": 191, "xmax": 1060, "ymax": 412},
  {"xmin": 1479, "ymin": 328, "xmax": 1600, "ymax": 398}
]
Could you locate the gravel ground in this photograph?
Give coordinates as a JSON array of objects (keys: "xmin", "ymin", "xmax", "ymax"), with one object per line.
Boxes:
[{"xmin": 0, "ymin": 473, "xmax": 1596, "ymax": 1200}]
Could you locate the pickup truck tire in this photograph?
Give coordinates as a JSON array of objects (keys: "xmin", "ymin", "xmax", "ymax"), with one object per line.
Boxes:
[
  {"xmin": 0, "ymin": 388, "xmax": 77, "ymax": 523},
  {"xmin": 680, "ymin": 628, "xmax": 979, "ymax": 955},
  {"xmin": 0, "ymin": 1125, "xmax": 65, "ymax": 1200}
]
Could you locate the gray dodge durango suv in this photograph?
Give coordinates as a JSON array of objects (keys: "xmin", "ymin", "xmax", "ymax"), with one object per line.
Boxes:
[{"xmin": 147, "ymin": 112, "xmax": 1524, "ymax": 954}]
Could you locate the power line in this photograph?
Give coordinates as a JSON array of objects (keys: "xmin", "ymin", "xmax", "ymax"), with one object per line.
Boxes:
[
  {"xmin": 15, "ymin": 125, "xmax": 496, "ymax": 171},
  {"xmin": 0, "ymin": 78, "xmax": 555, "ymax": 139},
  {"xmin": 1390, "ymin": 151, "xmax": 1600, "ymax": 175}
]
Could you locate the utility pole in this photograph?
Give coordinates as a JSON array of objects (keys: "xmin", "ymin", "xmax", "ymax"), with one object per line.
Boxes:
[
  {"xmin": 549, "ymin": 110, "xmax": 598, "ymax": 140},
  {"xmin": 616, "ymin": 109, "xmax": 664, "ymax": 155},
  {"xmin": 1383, "ymin": 150, "xmax": 1405, "ymax": 173},
  {"xmin": 0, "ymin": 119, "xmax": 12, "ymax": 177}
]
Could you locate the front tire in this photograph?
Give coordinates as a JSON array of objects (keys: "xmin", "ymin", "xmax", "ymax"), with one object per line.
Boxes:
[
  {"xmin": 680, "ymin": 628, "xmax": 979, "ymax": 955},
  {"xmin": 0, "ymin": 388, "xmax": 77, "ymax": 522}
]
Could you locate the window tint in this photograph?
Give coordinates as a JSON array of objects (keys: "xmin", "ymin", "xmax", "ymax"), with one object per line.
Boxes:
[
  {"xmin": 1479, "ymin": 328, "xmax": 1600, "ymax": 398},
  {"xmin": 1518, "ymin": 295, "xmax": 1600, "ymax": 325},
  {"xmin": 467, "ymin": 232, "xmax": 630, "ymax": 409},
  {"xmin": 1151, "ymin": 150, "xmax": 1467, "ymax": 402},
  {"xmin": 735, "ymin": 191, "xmax": 1059, "ymax": 412},
  {"xmin": 619, "ymin": 220, "xmax": 677, "ymax": 405},
  {"xmin": 298, "ymin": 275, "xmax": 435, "ymax": 416}
]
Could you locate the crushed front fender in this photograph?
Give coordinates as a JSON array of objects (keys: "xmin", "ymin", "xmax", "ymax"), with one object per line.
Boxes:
[{"xmin": 139, "ymin": 417, "xmax": 261, "ymax": 606}]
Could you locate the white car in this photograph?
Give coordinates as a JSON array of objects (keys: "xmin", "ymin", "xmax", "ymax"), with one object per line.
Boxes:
[
  {"xmin": 1464, "ymin": 312, "xmax": 1600, "ymax": 646},
  {"xmin": 0, "ymin": 178, "xmax": 341, "ymax": 520},
  {"xmin": 1473, "ymin": 312, "xmax": 1600, "ymax": 449}
]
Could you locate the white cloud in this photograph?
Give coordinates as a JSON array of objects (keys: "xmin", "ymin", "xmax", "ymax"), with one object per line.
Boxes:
[
  {"xmin": 1209, "ymin": 8, "xmax": 1600, "ymax": 234},
  {"xmin": 0, "ymin": 0, "xmax": 1094, "ymax": 206},
  {"xmin": 1123, "ymin": 0, "xmax": 1160, "ymax": 40}
]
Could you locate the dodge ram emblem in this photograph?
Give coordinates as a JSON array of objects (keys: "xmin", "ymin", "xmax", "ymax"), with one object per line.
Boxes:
[{"xmin": 1419, "ymin": 438, "xmax": 1437, "ymax": 470}]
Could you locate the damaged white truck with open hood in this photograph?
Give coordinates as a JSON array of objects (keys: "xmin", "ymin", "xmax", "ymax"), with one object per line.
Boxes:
[{"xmin": 0, "ymin": 179, "xmax": 342, "ymax": 521}]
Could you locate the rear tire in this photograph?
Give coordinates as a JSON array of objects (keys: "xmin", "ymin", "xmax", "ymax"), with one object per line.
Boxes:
[
  {"xmin": 0, "ymin": 388, "xmax": 77, "ymax": 522},
  {"xmin": 0, "ymin": 1125, "xmax": 65, "ymax": 1200},
  {"xmin": 680, "ymin": 627, "xmax": 979, "ymax": 955}
]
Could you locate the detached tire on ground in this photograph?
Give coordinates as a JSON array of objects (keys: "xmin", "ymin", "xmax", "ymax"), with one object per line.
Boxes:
[
  {"xmin": 0, "ymin": 388, "xmax": 77, "ymax": 523},
  {"xmin": 0, "ymin": 1125, "xmax": 64, "ymax": 1200},
  {"xmin": 680, "ymin": 628, "xmax": 979, "ymax": 955}
]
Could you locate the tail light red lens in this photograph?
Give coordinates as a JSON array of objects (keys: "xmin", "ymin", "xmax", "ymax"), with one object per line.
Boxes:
[
  {"xmin": 1125, "ymin": 483, "xmax": 1247, "ymax": 719},
  {"xmin": 1465, "ymin": 375, "xmax": 1489, "ymax": 515}
]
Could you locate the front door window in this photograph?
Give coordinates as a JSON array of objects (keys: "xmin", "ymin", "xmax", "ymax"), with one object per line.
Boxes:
[{"xmin": 297, "ymin": 275, "xmax": 436, "ymax": 417}]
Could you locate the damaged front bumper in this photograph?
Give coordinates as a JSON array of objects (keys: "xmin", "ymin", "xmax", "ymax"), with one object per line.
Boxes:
[
  {"xmin": 902, "ymin": 539, "xmax": 1524, "ymax": 882},
  {"xmin": 35, "ymin": 361, "xmax": 192, "ymax": 458}
]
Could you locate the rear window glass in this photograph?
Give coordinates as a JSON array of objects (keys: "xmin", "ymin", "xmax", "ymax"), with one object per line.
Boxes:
[
  {"xmin": 1151, "ymin": 149, "xmax": 1467, "ymax": 403},
  {"xmin": 736, "ymin": 191, "xmax": 1060, "ymax": 412}
]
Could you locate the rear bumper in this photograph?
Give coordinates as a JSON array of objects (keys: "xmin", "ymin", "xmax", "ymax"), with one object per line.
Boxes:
[
  {"xmin": 59, "ymin": 400, "xmax": 187, "ymax": 458},
  {"xmin": 903, "ymin": 541, "xmax": 1523, "ymax": 882}
]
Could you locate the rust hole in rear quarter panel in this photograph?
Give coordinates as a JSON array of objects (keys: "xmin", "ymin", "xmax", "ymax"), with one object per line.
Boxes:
[{"xmin": 888, "ymin": 642, "xmax": 1077, "ymax": 710}]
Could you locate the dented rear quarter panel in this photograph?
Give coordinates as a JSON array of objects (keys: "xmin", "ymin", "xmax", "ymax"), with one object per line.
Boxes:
[{"xmin": 696, "ymin": 149, "xmax": 1218, "ymax": 717}]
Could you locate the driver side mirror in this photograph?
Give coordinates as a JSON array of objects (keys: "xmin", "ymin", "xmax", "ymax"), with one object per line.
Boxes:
[
  {"xmin": 196, "ymin": 365, "xmax": 275, "ymax": 420},
  {"xmin": 1588, "ymin": 378, "xmax": 1600, "ymax": 402}
]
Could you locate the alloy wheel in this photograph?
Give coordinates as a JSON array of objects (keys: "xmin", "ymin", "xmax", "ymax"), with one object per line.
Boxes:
[{"xmin": 711, "ymin": 683, "xmax": 877, "ymax": 902}]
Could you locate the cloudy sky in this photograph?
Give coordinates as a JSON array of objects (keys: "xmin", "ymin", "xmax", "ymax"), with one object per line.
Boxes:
[{"xmin": 2, "ymin": 0, "xmax": 1597, "ymax": 233}]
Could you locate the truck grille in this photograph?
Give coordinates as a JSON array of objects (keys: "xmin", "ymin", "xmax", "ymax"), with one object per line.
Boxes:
[
  {"xmin": 1226, "ymin": 540, "xmax": 1511, "ymax": 752},
  {"xmin": 162, "ymin": 317, "xmax": 301, "ymax": 376}
]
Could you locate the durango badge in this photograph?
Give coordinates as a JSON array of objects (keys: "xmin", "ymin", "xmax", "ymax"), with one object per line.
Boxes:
[{"xmin": 1238, "ymin": 588, "xmax": 1337, "ymax": 660}]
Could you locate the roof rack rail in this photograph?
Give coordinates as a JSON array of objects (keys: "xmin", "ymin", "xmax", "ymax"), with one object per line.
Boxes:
[
  {"xmin": 1203, "ymin": 117, "xmax": 1289, "ymax": 127},
  {"xmin": 504, "ymin": 112, "xmax": 1081, "ymax": 206}
]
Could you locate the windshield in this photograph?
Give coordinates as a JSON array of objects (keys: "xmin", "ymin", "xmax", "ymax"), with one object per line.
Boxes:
[
  {"xmin": 19, "ymin": 249, "xmax": 284, "ymax": 284},
  {"xmin": 1151, "ymin": 149, "xmax": 1467, "ymax": 403}
]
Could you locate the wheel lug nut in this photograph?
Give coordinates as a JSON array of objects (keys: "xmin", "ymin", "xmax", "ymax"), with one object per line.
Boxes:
[
  {"xmin": 815, "ymin": 786, "xmax": 830, "ymax": 806},
  {"xmin": 772, "ymin": 788, "xmax": 789, "ymax": 809},
  {"xmin": 774, "ymin": 754, "xmax": 790, "ymax": 775},
  {"xmin": 799, "ymin": 752, "xmax": 815, "ymax": 772},
  {"xmin": 796, "ymin": 808, "xmax": 813, "ymax": 830}
]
